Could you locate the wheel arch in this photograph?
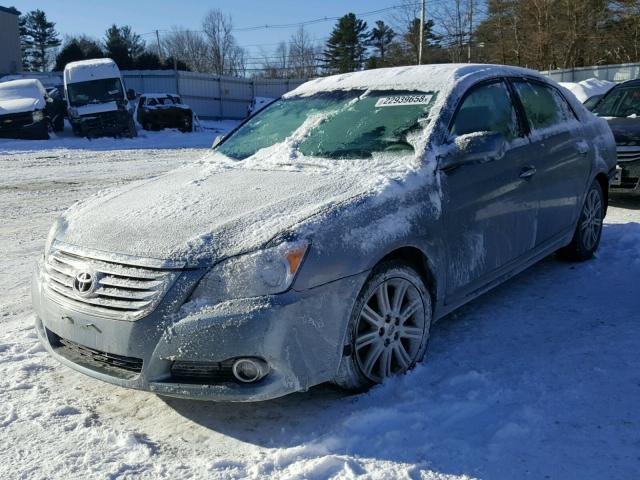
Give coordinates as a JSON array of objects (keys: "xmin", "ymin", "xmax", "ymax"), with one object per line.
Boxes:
[{"xmin": 376, "ymin": 245, "xmax": 438, "ymax": 312}]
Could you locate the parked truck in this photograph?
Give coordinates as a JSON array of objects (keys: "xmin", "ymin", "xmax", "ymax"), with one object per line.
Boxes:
[{"xmin": 63, "ymin": 58, "xmax": 137, "ymax": 138}]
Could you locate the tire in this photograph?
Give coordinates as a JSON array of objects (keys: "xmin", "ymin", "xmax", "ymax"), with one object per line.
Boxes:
[
  {"xmin": 333, "ymin": 260, "xmax": 432, "ymax": 392},
  {"xmin": 124, "ymin": 117, "xmax": 138, "ymax": 138},
  {"xmin": 54, "ymin": 115, "xmax": 64, "ymax": 132},
  {"xmin": 558, "ymin": 180, "xmax": 604, "ymax": 261}
]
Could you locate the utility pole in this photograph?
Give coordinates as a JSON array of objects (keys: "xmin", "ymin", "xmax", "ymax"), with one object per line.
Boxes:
[
  {"xmin": 467, "ymin": 0, "xmax": 473, "ymax": 63},
  {"xmin": 418, "ymin": 0, "xmax": 425, "ymax": 65},
  {"xmin": 155, "ymin": 30, "xmax": 162, "ymax": 59}
]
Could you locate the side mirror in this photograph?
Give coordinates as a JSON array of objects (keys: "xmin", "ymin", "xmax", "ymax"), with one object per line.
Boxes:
[
  {"xmin": 438, "ymin": 132, "xmax": 506, "ymax": 172},
  {"xmin": 126, "ymin": 89, "xmax": 136, "ymax": 101},
  {"xmin": 46, "ymin": 96, "xmax": 54, "ymax": 103},
  {"xmin": 212, "ymin": 134, "xmax": 225, "ymax": 148}
]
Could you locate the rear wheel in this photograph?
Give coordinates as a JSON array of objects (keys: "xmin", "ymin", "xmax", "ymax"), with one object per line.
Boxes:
[
  {"xmin": 333, "ymin": 261, "xmax": 432, "ymax": 391},
  {"xmin": 558, "ymin": 180, "xmax": 604, "ymax": 261}
]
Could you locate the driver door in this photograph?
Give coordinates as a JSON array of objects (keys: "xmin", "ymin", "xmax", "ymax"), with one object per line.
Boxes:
[{"xmin": 439, "ymin": 80, "xmax": 539, "ymax": 301}]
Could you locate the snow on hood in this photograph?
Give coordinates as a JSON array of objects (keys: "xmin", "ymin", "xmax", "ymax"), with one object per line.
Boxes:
[
  {"xmin": 0, "ymin": 97, "xmax": 42, "ymax": 115},
  {"xmin": 0, "ymin": 79, "xmax": 46, "ymax": 113},
  {"xmin": 58, "ymin": 163, "xmax": 387, "ymax": 266}
]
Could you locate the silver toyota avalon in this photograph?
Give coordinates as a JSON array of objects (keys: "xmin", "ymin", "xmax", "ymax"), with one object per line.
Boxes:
[{"xmin": 32, "ymin": 64, "xmax": 617, "ymax": 401}]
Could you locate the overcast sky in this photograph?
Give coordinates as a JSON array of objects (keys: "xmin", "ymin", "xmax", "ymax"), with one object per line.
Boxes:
[{"xmin": 12, "ymin": 0, "xmax": 409, "ymax": 62}]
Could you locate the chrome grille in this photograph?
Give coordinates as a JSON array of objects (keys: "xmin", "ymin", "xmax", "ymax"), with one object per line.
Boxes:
[
  {"xmin": 616, "ymin": 145, "xmax": 640, "ymax": 163},
  {"xmin": 43, "ymin": 247, "xmax": 179, "ymax": 320}
]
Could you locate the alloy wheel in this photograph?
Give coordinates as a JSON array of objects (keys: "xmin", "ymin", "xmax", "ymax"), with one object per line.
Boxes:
[
  {"xmin": 580, "ymin": 188, "xmax": 603, "ymax": 251},
  {"xmin": 354, "ymin": 277, "xmax": 426, "ymax": 383}
]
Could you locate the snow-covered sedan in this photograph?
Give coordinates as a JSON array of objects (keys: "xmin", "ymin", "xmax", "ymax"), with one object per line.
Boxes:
[{"xmin": 32, "ymin": 64, "xmax": 616, "ymax": 401}]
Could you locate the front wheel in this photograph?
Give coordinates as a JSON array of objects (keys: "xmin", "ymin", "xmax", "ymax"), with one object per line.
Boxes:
[
  {"xmin": 558, "ymin": 180, "xmax": 604, "ymax": 261},
  {"xmin": 333, "ymin": 261, "xmax": 432, "ymax": 392}
]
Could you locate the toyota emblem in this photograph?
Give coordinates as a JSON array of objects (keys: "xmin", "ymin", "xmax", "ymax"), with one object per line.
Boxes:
[{"xmin": 73, "ymin": 270, "xmax": 97, "ymax": 297}]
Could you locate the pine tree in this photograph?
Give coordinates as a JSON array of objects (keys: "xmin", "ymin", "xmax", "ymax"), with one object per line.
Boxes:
[
  {"xmin": 54, "ymin": 36, "xmax": 104, "ymax": 71},
  {"xmin": 369, "ymin": 21, "xmax": 396, "ymax": 63},
  {"xmin": 19, "ymin": 9, "xmax": 61, "ymax": 72},
  {"xmin": 323, "ymin": 13, "xmax": 369, "ymax": 74},
  {"xmin": 405, "ymin": 19, "xmax": 441, "ymax": 64},
  {"xmin": 104, "ymin": 25, "xmax": 145, "ymax": 69}
]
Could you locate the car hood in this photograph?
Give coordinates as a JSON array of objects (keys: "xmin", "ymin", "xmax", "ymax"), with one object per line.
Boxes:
[
  {"xmin": 58, "ymin": 163, "xmax": 377, "ymax": 266},
  {"xmin": 0, "ymin": 97, "xmax": 43, "ymax": 115},
  {"xmin": 76, "ymin": 101, "xmax": 119, "ymax": 116},
  {"xmin": 603, "ymin": 117, "xmax": 640, "ymax": 144}
]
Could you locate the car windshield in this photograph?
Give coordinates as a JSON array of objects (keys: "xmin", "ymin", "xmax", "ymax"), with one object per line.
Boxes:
[
  {"xmin": 593, "ymin": 85, "xmax": 640, "ymax": 117},
  {"xmin": 216, "ymin": 89, "xmax": 438, "ymax": 161},
  {"xmin": 67, "ymin": 78, "xmax": 124, "ymax": 107},
  {"xmin": 148, "ymin": 96, "xmax": 176, "ymax": 106}
]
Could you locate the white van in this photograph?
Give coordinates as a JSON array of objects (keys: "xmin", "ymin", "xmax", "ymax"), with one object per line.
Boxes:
[{"xmin": 63, "ymin": 58, "xmax": 136, "ymax": 138}]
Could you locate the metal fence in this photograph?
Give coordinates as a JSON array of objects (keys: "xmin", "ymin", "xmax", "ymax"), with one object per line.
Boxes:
[
  {"xmin": 0, "ymin": 69, "xmax": 306, "ymax": 120},
  {"xmin": 540, "ymin": 62, "xmax": 640, "ymax": 83},
  {"xmin": 121, "ymin": 70, "xmax": 306, "ymax": 119}
]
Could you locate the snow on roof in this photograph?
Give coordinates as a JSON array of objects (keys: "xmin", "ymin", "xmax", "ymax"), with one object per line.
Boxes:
[
  {"xmin": 285, "ymin": 63, "xmax": 546, "ymax": 98},
  {"xmin": 559, "ymin": 78, "xmax": 615, "ymax": 103},
  {"xmin": 64, "ymin": 58, "xmax": 121, "ymax": 84}
]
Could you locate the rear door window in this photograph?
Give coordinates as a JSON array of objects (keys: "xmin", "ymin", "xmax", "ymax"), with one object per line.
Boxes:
[
  {"xmin": 450, "ymin": 81, "xmax": 520, "ymax": 140},
  {"xmin": 512, "ymin": 80, "xmax": 577, "ymax": 131}
]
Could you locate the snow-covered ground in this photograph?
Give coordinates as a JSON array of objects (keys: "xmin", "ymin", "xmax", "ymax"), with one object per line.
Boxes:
[{"xmin": 0, "ymin": 129, "xmax": 639, "ymax": 479}]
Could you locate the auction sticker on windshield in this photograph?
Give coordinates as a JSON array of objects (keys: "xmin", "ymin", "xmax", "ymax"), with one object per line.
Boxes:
[{"xmin": 375, "ymin": 94, "xmax": 433, "ymax": 107}]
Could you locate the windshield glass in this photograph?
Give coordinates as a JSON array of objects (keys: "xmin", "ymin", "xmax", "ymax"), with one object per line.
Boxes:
[
  {"xmin": 217, "ymin": 90, "xmax": 438, "ymax": 161},
  {"xmin": 67, "ymin": 78, "xmax": 124, "ymax": 107},
  {"xmin": 593, "ymin": 85, "xmax": 640, "ymax": 117},
  {"xmin": 148, "ymin": 96, "xmax": 176, "ymax": 106}
]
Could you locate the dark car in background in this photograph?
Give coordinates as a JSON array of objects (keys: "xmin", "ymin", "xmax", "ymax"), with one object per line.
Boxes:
[
  {"xmin": 136, "ymin": 93, "xmax": 193, "ymax": 132},
  {"xmin": 45, "ymin": 85, "xmax": 66, "ymax": 133},
  {"xmin": 593, "ymin": 79, "xmax": 640, "ymax": 190},
  {"xmin": 0, "ymin": 79, "xmax": 56, "ymax": 140}
]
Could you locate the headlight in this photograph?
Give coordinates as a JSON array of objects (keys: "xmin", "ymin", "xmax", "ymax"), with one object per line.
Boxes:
[
  {"xmin": 32, "ymin": 110, "xmax": 44, "ymax": 122},
  {"xmin": 190, "ymin": 240, "xmax": 309, "ymax": 302},
  {"xmin": 44, "ymin": 217, "xmax": 64, "ymax": 259}
]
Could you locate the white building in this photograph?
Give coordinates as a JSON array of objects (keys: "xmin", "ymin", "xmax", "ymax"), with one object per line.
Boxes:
[{"xmin": 0, "ymin": 6, "xmax": 21, "ymax": 75}]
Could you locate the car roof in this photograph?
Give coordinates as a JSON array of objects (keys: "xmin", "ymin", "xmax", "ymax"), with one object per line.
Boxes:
[
  {"xmin": 286, "ymin": 63, "xmax": 548, "ymax": 98},
  {"xmin": 613, "ymin": 79, "xmax": 640, "ymax": 88}
]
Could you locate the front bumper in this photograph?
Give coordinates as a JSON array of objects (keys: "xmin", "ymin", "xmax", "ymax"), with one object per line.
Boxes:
[
  {"xmin": 32, "ymin": 260, "xmax": 367, "ymax": 401},
  {"xmin": 612, "ymin": 146, "xmax": 640, "ymax": 190},
  {"xmin": 0, "ymin": 116, "xmax": 48, "ymax": 140},
  {"xmin": 71, "ymin": 109, "xmax": 132, "ymax": 138}
]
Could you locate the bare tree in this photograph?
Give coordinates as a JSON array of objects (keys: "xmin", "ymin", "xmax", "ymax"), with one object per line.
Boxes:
[
  {"xmin": 163, "ymin": 27, "xmax": 210, "ymax": 73},
  {"xmin": 259, "ymin": 41, "xmax": 288, "ymax": 78},
  {"xmin": 288, "ymin": 26, "xmax": 318, "ymax": 78},
  {"xmin": 202, "ymin": 9, "xmax": 246, "ymax": 76}
]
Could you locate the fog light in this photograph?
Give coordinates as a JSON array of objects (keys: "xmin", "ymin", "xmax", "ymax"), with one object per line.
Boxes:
[{"xmin": 232, "ymin": 358, "xmax": 268, "ymax": 383}]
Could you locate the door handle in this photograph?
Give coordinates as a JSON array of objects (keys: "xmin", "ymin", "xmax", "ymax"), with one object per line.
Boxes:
[{"xmin": 519, "ymin": 166, "xmax": 537, "ymax": 179}]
